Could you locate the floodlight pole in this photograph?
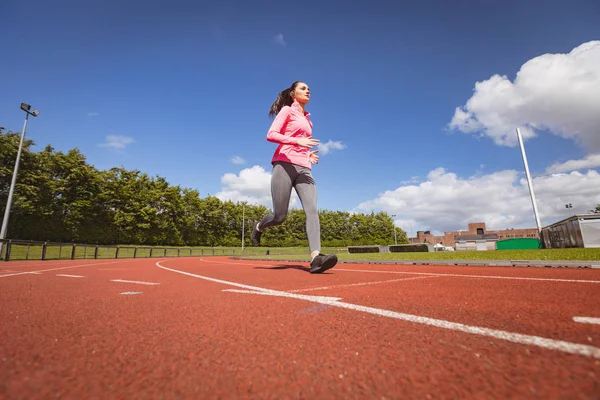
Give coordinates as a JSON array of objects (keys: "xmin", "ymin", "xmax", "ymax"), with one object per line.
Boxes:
[
  {"xmin": 391, "ymin": 214, "xmax": 397, "ymax": 245},
  {"xmin": 0, "ymin": 111, "xmax": 33, "ymax": 257},
  {"xmin": 241, "ymin": 203, "xmax": 245, "ymax": 252},
  {"xmin": 516, "ymin": 128, "xmax": 542, "ymax": 235}
]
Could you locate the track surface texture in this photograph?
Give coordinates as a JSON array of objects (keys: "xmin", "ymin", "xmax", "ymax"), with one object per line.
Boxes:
[{"xmin": 1, "ymin": 256, "xmax": 599, "ymax": 399}]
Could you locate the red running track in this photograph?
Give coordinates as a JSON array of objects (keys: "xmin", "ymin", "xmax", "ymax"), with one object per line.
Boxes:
[{"xmin": 1, "ymin": 256, "xmax": 599, "ymax": 399}]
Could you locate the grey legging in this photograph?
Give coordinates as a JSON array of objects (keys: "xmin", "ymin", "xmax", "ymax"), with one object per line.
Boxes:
[{"xmin": 258, "ymin": 161, "xmax": 320, "ymax": 253}]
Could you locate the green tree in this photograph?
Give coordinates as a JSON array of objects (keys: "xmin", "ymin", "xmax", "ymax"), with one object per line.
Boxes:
[
  {"xmin": 0, "ymin": 132, "xmax": 49, "ymax": 241},
  {"xmin": 0, "ymin": 130, "xmax": 412, "ymax": 247}
]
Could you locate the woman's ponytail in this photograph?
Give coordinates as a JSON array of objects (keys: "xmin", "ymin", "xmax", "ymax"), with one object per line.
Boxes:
[{"xmin": 268, "ymin": 81, "xmax": 301, "ymax": 118}]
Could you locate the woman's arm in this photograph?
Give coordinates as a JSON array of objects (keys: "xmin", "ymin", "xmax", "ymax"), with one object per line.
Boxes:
[{"xmin": 266, "ymin": 106, "xmax": 298, "ymax": 145}]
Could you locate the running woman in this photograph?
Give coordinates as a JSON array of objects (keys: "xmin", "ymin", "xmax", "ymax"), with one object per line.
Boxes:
[{"xmin": 251, "ymin": 81, "xmax": 338, "ymax": 274}]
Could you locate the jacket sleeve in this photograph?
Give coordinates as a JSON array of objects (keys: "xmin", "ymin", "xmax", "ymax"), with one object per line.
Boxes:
[{"xmin": 266, "ymin": 106, "xmax": 298, "ymax": 145}]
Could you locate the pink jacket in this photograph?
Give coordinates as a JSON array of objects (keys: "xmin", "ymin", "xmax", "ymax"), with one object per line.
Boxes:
[{"xmin": 266, "ymin": 101, "xmax": 314, "ymax": 169}]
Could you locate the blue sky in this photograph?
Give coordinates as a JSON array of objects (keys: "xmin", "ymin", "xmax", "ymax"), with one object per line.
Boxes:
[{"xmin": 1, "ymin": 0, "xmax": 599, "ymax": 236}]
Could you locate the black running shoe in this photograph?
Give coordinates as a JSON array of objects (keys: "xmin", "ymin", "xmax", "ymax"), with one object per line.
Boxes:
[
  {"xmin": 310, "ymin": 253, "xmax": 338, "ymax": 274},
  {"xmin": 251, "ymin": 221, "xmax": 262, "ymax": 246}
]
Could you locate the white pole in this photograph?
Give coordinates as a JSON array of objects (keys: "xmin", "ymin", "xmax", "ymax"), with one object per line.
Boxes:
[
  {"xmin": 391, "ymin": 214, "xmax": 397, "ymax": 245},
  {"xmin": 241, "ymin": 203, "xmax": 245, "ymax": 252},
  {"xmin": 0, "ymin": 114, "xmax": 29, "ymax": 258},
  {"xmin": 516, "ymin": 128, "xmax": 542, "ymax": 234}
]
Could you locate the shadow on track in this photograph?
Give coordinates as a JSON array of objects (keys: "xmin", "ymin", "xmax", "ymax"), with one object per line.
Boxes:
[{"xmin": 254, "ymin": 264, "xmax": 310, "ymax": 272}]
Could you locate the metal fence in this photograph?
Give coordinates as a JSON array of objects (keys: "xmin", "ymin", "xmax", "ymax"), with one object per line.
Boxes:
[{"xmin": 0, "ymin": 239, "xmax": 345, "ymax": 261}]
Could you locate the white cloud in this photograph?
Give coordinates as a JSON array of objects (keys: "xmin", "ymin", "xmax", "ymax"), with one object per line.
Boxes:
[
  {"xmin": 401, "ymin": 176, "xmax": 421, "ymax": 185},
  {"xmin": 355, "ymin": 167, "xmax": 600, "ymax": 235},
  {"xmin": 546, "ymin": 154, "xmax": 600, "ymax": 174},
  {"xmin": 87, "ymin": 112, "xmax": 99, "ymax": 117},
  {"xmin": 317, "ymin": 140, "xmax": 347, "ymax": 155},
  {"xmin": 230, "ymin": 156, "xmax": 245, "ymax": 165},
  {"xmin": 215, "ymin": 165, "xmax": 300, "ymax": 209},
  {"xmin": 449, "ymin": 40, "xmax": 600, "ymax": 152},
  {"xmin": 99, "ymin": 135, "xmax": 134, "ymax": 149},
  {"xmin": 273, "ymin": 33, "xmax": 286, "ymax": 46}
]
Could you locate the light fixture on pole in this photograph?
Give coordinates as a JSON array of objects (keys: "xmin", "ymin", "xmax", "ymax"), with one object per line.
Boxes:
[
  {"xmin": 516, "ymin": 128, "xmax": 542, "ymax": 235},
  {"xmin": 0, "ymin": 103, "xmax": 40, "ymax": 258},
  {"xmin": 391, "ymin": 214, "xmax": 397, "ymax": 245}
]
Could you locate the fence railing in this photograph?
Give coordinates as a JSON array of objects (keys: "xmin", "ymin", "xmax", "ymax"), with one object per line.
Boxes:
[{"xmin": 0, "ymin": 239, "xmax": 346, "ymax": 261}]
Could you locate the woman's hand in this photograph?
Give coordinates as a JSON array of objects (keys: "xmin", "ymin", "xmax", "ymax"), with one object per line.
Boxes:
[
  {"xmin": 297, "ymin": 137, "xmax": 320, "ymax": 148},
  {"xmin": 309, "ymin": 150, "xmax": 319, "ymax": 164}
]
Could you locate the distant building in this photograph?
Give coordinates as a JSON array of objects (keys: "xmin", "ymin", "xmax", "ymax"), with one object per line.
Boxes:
[
  {"xmin": 541, "ymin": 214, "xmax": 600, "ymax": 249},
  {"xmin": 408, "ymin": 222, "xmax": 539, "ymax": 250}
]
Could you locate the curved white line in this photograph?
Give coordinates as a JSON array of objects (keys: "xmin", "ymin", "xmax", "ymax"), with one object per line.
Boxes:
[
  {"xmin": 573, "ymin": 317, "xmax": 600, "ymax": 325},
  {"xmin": 156, "ymin": 260, "xmax": 600, "ymax": 359},
  {"xmin": 197, "ymin": 259, "xmax": 600, "ymax": 284},
  {"xmin": 0, "ymin": 260, "xmax": 122, "ymax": 278}
]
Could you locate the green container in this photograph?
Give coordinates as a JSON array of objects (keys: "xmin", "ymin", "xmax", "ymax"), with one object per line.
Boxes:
[{"xmin": 496, "ymin": 238, "xmax": 540, "ymax": 250}]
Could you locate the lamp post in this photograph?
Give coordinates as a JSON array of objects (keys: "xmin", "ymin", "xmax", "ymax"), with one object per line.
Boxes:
[
  {"xmin": 391, "ymin": 214, "xmax": 397, "ymax": 245},
  {"xmin": 241, "ymin": 203, "xmax": 245, "ymax": 252},
  {"xmin": 0, "ymin": 103, "xmax": 40, "ymax": 258}
]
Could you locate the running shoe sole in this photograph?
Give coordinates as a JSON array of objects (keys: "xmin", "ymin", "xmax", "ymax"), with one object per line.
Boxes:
[{"xmin": 310, "ymin": 254, "xmax": 338, "ymax": 274}]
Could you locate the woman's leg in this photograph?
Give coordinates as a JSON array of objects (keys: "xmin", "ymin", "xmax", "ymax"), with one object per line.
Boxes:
[
  {"xmin": 293, "ymin": 169, "xmax": 320, "ymax": 257},
  {"xmin": 295, "ymin": 167, "xmax": 338, "ymax": 273},
  {"xmin": 257, "ymin": 162, "xmax": 295, "ymax": 231}
]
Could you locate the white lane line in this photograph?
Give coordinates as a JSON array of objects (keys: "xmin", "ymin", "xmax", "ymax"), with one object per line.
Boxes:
[
  {"xmin": 56, "ymin": 274, "xmax": 84, "ymax": 278},
  {"xmin": 110, "ymin": 279, "xmax": 160, "ymax": 286},
  {"xmin": 290, "ymin": 276, "xmax": 438, "ymax": 293},
  {"xmin": 0, "ymin": 260, "xmax": 78, "ymax": 269},
  {"xmin": 120, "ymin": 292, "xmax": 142, "ymax": 295},
  {"xmin": 0, "ymin": 261, "xmax": 122, "ymax": 278},
  {"xmin": 157, "ymin": 262, "xmax": 296, "ymax": 294},
  {"xmin": 199, "ymin": 259, "xmax": 261, "ymax": 267},
  {"xmin": 197, "ymin": 259, "xmax": 600, "ymax": 284},
  {"xmin": 223, "ymin": 289, "xmax": 342, "ymax": 302},
  {"xmin": 334, "ymin": 268, "xmax": 600, "ymax": 284},
  {"xmin": 573, "ymin": 317, "xmax": 600, "ymax": 325},
  {"xmin": 156, "ymin": 261, "xmax": 600, "ymax": 360}
]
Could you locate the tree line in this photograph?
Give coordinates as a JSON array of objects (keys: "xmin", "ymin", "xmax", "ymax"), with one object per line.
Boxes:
[{"xmin": 0, "ymin": 131, "xmax": 407, "ymax": 247}]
